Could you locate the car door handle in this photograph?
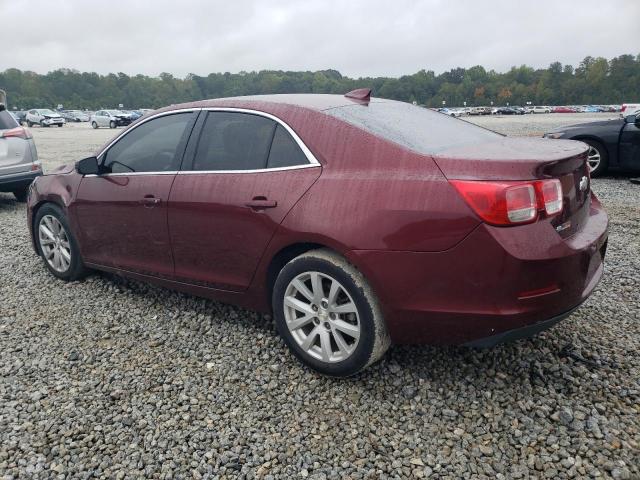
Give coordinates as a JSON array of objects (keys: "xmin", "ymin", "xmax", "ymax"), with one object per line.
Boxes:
[
  {"xmin": 140, "ymin": 195, "xmax": 161, "ymax": 207},
  {"xmin": 246, "ymin": 197, "xmax": 277, "ymax": 210}
]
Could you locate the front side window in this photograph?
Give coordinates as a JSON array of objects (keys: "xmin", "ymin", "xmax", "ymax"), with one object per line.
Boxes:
[
  {"xmin": 102, "ymin": 112, "xmax": 193, "ymax": 173},
  {"xmin": 192, "ymin": 112, "xmax": 276, "ymax": 171}
]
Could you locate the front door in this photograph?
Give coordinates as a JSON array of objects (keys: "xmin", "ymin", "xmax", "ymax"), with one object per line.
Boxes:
[
  {"xmin": 168, "ymin": 110, "xmax": 321, "ymax": 291},
  {"xmin": 73, "ymin": 111, "xmax": 198, "ymax": 277},
  {"xmin": 619, "ymin": 118, "xmax": 640, "ymax": 170}
]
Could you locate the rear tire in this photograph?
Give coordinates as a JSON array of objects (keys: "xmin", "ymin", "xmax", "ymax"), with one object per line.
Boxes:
[
  {"xmin": 581, "ymin": 139, "xmax": 609, "ymax": 177},
  {"xmin": 13, "ymin": 187, "xmax": 29, "ymax": 202},
  {"xmin": 272, "ymin": 249, "xmax": 390, "ymax": 376},
  {"xmin": 34, "ymin": 203, "xmax": 89, "ymax": 281}
]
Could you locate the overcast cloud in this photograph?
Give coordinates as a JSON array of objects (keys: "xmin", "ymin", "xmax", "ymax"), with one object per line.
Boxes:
[{"xmin": 1, "ymin": 0, "xmax": 638, "ymax": 78}]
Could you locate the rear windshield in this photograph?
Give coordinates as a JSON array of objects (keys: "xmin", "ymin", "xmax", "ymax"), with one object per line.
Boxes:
[
  {"xmin": 325, "ymin": 101, "xmax": 502, "ymax": 154},
  {"xmin": 0, "ymin": 110, "xmax": 19, "ymax": 130}
]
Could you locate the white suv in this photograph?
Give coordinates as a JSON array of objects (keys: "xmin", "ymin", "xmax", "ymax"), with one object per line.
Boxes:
[
  {"xmin": 25, "ymin": 109, "xmax": 65, "ymax": 127},
  {"xmin": 530, "ymin": 106, "xmax": 551, "ymax": 114}
]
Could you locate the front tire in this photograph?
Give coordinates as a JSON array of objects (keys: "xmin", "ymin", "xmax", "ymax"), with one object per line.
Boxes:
[
  {"xmin": 273, "ymin": 249, "xmax": 390, "ymax": 376},
  {"xmin": 582, "ymin": 139, "xmax": 609, "ymax": 177},
  {"xmin": 27, "ymin": 120, "xmax": 33, "ymax": 127},
  {"xmin": 91, "ymin": 121, "xmax": 98, "ymax": 129},
  {"xmin": 109, "ymin": 121, "xmax": 116, "ymax": 129},
  {"xmin": 13, "ymin": 187, "xmax": 29, "ymax": 202},
  {"xmin": 34, "ymin": 203, "xmax": 88, "ymax": 281}
]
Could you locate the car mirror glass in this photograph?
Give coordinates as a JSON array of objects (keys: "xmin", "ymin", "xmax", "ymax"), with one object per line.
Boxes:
[{"xmin": 76, "ymin": 156, "xmax": 100, "ymax": 175}]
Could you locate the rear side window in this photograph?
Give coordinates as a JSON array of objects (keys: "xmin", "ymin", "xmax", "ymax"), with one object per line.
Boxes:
[
  {"xmin": 267, "ymin": 125, "xmax": 309, "ymax": 168},
  {"xmin": 102, "ymin": 112, "xmax": 193, "ymax": 173},
  {"xmin": 325, "ymin": 101, "xmax": 502, "ymax": 154},
  {"xmin": 0, "ymin": 111, "xmax": 19, "ymax": 130},
  {"xmin": 192, "ymin": 112, "xmax": 276, "ymax": 171}
]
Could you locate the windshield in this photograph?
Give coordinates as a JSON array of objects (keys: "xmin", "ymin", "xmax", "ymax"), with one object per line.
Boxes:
[
  {"xmin": 106, "ymin": 110, "xmax": 123, "ymax": 115},
  {"xmin": 325, "ymin": 100, "xmax": 502, "ymax": 154}
]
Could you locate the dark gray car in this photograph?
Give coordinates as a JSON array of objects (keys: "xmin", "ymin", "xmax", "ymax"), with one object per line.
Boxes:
[{"xmin": 0, "ymin": 107, "xmax": 42, "ymax": 201}]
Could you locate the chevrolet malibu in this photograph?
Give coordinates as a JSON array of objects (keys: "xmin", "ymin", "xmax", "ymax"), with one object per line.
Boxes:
[{"xmin": 27, "ymin": 90, "xmax": 609, "ymax": 376}]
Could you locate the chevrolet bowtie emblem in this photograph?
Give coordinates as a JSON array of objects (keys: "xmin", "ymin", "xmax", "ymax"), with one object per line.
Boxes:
[{"xmin": 579, "ymin": 176, "xmax": 589, "ymax": 192}]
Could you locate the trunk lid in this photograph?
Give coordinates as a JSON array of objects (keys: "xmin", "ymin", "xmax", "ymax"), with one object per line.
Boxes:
[{"xmin": 434, "ymin": 137, "xmax": 591, "ymax": 238}]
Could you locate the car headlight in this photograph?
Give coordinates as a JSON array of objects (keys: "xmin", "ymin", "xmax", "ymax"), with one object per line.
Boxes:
[{"xmin": 543, "ymin": 132, "xmax": 565, "ymax": 139}]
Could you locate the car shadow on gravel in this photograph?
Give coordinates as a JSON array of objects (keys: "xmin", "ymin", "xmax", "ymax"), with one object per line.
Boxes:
[{"xmin": 97, "ymin": 269, "xmax": 605, "ymax": 396}]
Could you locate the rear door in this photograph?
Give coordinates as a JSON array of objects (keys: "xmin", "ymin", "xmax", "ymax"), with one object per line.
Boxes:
[
  {"xmin": 74, "ymin": 110, "xmax": 198, "ymax": 276},
  {"xmin": 0, "ymin": 110, "xmax": 31, "ymax": 177},
  {"xmin": 168, "ymin": 109, "xmax": 321, "ymax": 291}
]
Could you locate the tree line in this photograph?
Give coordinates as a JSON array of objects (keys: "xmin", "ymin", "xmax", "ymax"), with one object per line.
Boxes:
[{"xmin": 1, "ymin": 54, "xmax": 639, "ymax": 110}]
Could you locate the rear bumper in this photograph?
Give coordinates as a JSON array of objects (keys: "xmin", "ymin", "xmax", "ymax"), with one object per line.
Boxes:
[
  {"xmin": 347, "ymin": 195, "xmax": 608, "ymax": 345},
  {"xmin": 463, "ymin": 303, "xmax": 581, "ymax": 348},
  {"xmin": 0, "ymin": 170, "xmax": 42, "ymax": 192}
]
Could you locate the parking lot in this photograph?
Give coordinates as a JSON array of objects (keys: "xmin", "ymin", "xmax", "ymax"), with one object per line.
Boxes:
[{"xmin": 1, "ymin": 113, "xmax": 638, "ymax": 478}]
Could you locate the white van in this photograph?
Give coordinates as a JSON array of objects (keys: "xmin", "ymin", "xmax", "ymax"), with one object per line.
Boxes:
[{"xmin": 621, "ymin": 103, "xmax": 640, "ymax": 117}]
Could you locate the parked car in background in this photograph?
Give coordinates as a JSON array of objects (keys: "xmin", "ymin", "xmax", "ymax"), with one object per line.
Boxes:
[
  {"xmin": 90, "ymin": 110, "xmax": 133, "ymax": 129},
  {"xmin": 583, "ymin": 106, "xmax": 601, "ymax": 113},
  {"xmin": 25, "ymin": 109, "xmax": 65, "ymax": 127},
  {"xmin": 621, "ymin": 103, "xmax": 640, "ymax": 117},
  {"xmin": 544, "ymin": 112, "xmax": 640, "ymax": 176},
  {"xmin": 510, "ymin": 106, "xmax": 526, "ymax": 115},
  {"xmin": 12, "ymin": 111, "xmax": 27, "ymax": 125},
  {"xmin": 123, "ymin": 110, "xmax": 143, "ymax": 121},
  {"xmin": 552, "ymin": 106, "xmax": 576, "ymax": 113},
  {"xmin": 61, "ymin": 110, "xmax": 90, "ymax": 122},
  {"xmin": 530, "ymin": 106, "xmax": 552, "ymax": 114},
  {"xmin": 495, "ymin": 107, "xmax": 518, "ymax": 115},
  {"xmin": 26, "ymin": 92, "xmax": 608, "ymax": 376},
  {"xmin": 0, "ymin": 106, "xmax": 41, "ymax": 201},
  {"xmin": 438, "ymin": 108, "xmax": 462, "ymax": 117}
]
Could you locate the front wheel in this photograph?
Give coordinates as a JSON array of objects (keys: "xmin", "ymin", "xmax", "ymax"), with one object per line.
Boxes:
[
  {"xmin": 582, "ymin": 139, "xmax": 609, "ymax": 177},
  {"xmin": 27, "ymin": 120, "xmax": 33, "ymax": 127},
  {"xmin": 91, "ymin": 121, "xmax": 98, "ymax": 129},
  {"xmin": 273, "ymin": 249, "xmax": 390, "ymax": 376},
  {"xmin": 34, "ymin": 203, "xmax": 89, "ymax": 281},
  {"xmin": 13, "ymin": 187, "xmax": 29, "ymax": 202},
  {"xmin": 109, "ymin": 121, "xmax": 116, "ymax": 129},
  {"xmin": 58, "ymin": 124, "xmax": 63, "ymax": 127}
]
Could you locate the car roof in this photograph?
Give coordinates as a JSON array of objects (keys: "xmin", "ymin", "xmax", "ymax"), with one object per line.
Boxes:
[{"xmin": 159, "ymin": 94, "xmax": 396, "ymax": 114}]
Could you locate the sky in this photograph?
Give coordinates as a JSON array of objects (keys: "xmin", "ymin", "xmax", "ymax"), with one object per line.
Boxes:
[{"xmin": 0, "ymin": 0, "xmax": 637, "ymax": 78}]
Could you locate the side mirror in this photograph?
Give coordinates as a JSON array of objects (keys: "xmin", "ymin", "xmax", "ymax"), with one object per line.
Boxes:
[
  {"xmin": 624, "ymin": 114, "xmax": 637, "ymax": 124},
  {"xmin": 76, "ymin": 156, "xmax": 100, "ymax": 175}
]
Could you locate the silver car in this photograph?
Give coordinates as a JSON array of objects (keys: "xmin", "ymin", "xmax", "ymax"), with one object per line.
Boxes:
[
  {"xmin": 90, "ymin": 110, "xmax": 133, "ymax": 129},
  {"xmin": 0, "ymin": 107, "xmax": 41, "ymax": 201},
  {"xmin": 25, "ymin": 109, "xmax": 65, "ymax": 127}
]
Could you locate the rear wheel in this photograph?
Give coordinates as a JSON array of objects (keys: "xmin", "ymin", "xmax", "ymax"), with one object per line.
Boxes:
[
  {"xmin": 91, "ymin": 121, "xmax": 98, "ymax": 129},
  {"xmin": 13, "ymin": 187, "xmax": 29, "ymax": 202},
  {"xmin": 34, "ymin": 203, "xmax": 88, "ymax": 281},
  {"xmin": 273, "ymin": 249, "xmax": 390, "ymax": 376},
  {"xmin": 582, "ymin": 139, "xmax": 609, "ymax": 177}
]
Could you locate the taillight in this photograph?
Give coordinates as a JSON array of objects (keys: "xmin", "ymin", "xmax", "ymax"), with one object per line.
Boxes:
[
  {"xmin": 451, "ymin": 179, "xmax": 563, "ymax": 226},
  {"xmin": 535, "ymin": 178, "xmax": 562, "ymax": 215},
  {"xmin": 0, "ymin": 126, "xmax": 32, "ymax": 140}
]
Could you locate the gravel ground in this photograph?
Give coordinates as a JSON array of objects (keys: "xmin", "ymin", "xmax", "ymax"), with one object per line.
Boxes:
[{"xmin": 1, "ymin": 117, "xmax": 639, "ymax": 479}]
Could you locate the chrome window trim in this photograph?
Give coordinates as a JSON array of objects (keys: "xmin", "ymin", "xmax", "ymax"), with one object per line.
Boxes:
[
  {"xmin": 93, "ymin": 106, "xmax": 321, "ymax": 177},
  {"xmin": 95, "ymin": 108, "xmax": 201, "ymax": 161}
]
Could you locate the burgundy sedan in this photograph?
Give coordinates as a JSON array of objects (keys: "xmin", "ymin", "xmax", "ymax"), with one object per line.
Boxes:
[{"xmin": 27, "ymin": 90, "xmax": 608, "ymax": 376}]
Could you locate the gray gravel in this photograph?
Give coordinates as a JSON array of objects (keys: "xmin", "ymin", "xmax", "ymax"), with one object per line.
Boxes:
[{"xmin": 1, "ymin": 118, "xmax": 639, "ymax": 479}]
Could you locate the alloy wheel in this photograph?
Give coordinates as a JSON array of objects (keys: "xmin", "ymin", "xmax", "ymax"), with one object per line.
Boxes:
[
  {"xmin": 587, "ymin": 146, "xmax": 601, "ymax": 172},
  {"xmin": 38, "ymin": 215, "xmax": 72, "ymax": 273},
  {"xmin": 283, "ymin": 271, "xmax": 360, "ymax": 363}
]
